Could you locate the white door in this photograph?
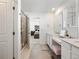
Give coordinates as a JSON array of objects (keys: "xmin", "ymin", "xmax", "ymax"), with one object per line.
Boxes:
[{"xmin": 0, "ymin": 1, "xmax": 13, "ymax": 59}]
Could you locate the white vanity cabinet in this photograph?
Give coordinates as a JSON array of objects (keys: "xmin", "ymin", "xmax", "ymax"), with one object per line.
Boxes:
[
  {"xmin": 72, "ymin": 52, "xmax": 79, "ymax": 59},
  {"xmin": 72, "ymin": 46, "xmax": 79, "ymax": 59},
  {"xmin": 62, "ymin": 40, "xmax": 79, "ymax": 59},
  {"xmin": 47, "ymin": 34, "xmax": 53, "ymax": 49},
  {"xmin": 61, "ymin": 41, "xmax": 72, "ymax": 59},
  {"xmin": 47, "ymin": 35, "xmax": 50, "ymax": 46},
  {"xmin": 49, "ymin": 37, "xmax": 53, "ymax": 49}
]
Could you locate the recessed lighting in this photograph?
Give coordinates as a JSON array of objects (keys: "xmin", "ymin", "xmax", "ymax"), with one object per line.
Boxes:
[
  {"xmin": 55, "ymin": 7, "xmax": 63, "ymax": 15},
  {"xmin": 52, "ymin": 8, "xmax": 55, "ymax": 11}
]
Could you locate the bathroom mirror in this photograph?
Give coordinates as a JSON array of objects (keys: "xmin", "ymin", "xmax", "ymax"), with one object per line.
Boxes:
[
  {"xmin": 62, "ymin": 0, "xmax": 79, "ymax": 38},
  {"xmin": 53, "ymin": 11, "xmax": 63, "ymax": 34},
  {"xmin": 66, "ymin": 0, "xmax": 78, "ymax": 27},
  {"xmin": 53, "ymin": 0, "xmax": 79, "ymax": 38}
]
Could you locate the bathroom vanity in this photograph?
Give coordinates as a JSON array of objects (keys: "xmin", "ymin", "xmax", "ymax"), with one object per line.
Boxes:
[
  {"xmin": 62, "ymin": 39, "xmax": 79, "ymax": 59},
  {"xmin": 46, "ymin": 0, "xmax": 79, "ymax": 59},
  {"xmin": 61, "ymin": 0, "xmax": 79, "ymax": 58},
  {"xmin": 51, "ymin": 36, "xmax": 79, "ymax": 59}
]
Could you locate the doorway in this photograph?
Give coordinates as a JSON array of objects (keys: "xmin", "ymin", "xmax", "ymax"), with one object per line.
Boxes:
[
  {"xmin": 0, "ymin": 1, "xmax": 13, "ymax": 59},
  {"xmin": 30, "ymin": 18, "xmax": 40, "ymax": 44}
]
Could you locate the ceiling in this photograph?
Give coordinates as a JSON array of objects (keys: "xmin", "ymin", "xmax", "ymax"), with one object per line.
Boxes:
[{"xmin": 21, "ymin": 0, "xmax": 69, "ymax": 13}]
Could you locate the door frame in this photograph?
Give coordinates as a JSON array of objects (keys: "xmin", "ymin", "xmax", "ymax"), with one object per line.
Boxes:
[{"xmin": 13, "ymin": 0, "xmax": 21, "ymax": 59}]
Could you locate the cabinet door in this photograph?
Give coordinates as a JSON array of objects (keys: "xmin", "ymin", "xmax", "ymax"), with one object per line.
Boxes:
[
  {"xmin": 72, "ymin": 53, "xmax": 79, "ymax": 59},
  {"xmin": 72, "ymin": 46, "xmax": 79, "ymax": 59},
  {"xmin": 49, "ymin": 37, "xmax": 52, "ymax": 49},
  {"xmin": 47, "ymin": 35, "xmax": 50, "ymax": 46},
  {"xmin": 62, "ymin": 46, "xmax": 71, "ymax": 59},
  {"xmin": 61, "ymin": 41, "xmax": 71, "ymax": 59}
]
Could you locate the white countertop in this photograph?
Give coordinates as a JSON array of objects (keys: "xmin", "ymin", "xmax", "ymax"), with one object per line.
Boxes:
[
  {"xmin": 53, "ymin": 36, "xmax": 62, "ymax": 45},
  {"xmin": 53, "ymin": 35, "xmax": 79, "ymax": 48},
  {"xmin": 62, "ymin": 39, "xmax": 79, "ymax": 48},
  {"xmin": 52, "ymin": 35, "xmax": 70, "ymax": 45}
]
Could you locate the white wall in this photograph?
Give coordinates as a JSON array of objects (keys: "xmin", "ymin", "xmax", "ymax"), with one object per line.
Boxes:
[
  {"xmin": 29, "ymin": 15, "xmax": 40, "ymax": 31},
  {"xmin": 30, "ymin": 21, "xmax": 40, "ymax": 31},
  {"xmin": 39, "ymin": 14, "xmax": 47, "ymax": 44}
]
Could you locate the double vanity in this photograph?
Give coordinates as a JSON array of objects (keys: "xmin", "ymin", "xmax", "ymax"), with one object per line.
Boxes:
[{"xmin": 52, "ymin": 35, "xmax": 79, "ymax": 59}]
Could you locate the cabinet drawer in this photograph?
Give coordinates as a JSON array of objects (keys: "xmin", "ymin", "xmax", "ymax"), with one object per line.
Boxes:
[
  {"xmin": 62, "ymin": 41, "xmax": 71, "ymax": 50},
  {"xmin": 72, "ymin": 46, "xmax": 79, "ymax": 55}
]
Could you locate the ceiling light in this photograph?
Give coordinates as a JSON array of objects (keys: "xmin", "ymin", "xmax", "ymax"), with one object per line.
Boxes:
[{"xmin": 52, "ymin": 8, "xmax": 55, "ymax": 11}]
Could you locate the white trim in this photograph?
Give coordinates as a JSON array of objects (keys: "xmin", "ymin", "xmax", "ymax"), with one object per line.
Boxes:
[{"xmin": 14, "ymin": 0, "xmax": 21, "ymax": 59}]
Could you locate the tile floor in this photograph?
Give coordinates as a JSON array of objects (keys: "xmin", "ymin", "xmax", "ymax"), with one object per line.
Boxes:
[
  {"xmin": 30, "ymin": 44, "xmax": 52, "ymax": 59},
  {"xmin": 21, "ymin": 36, "xmax": 52, "ymax": 59},
  {"xmin": 21, "ymin": 45, "xmax": 31, "ymax": 59}
]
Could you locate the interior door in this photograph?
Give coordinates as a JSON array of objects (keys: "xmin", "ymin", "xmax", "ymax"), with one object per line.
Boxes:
[{"xmin": 0, "ymin": 1, "xmax": 13, "ymax": 59}]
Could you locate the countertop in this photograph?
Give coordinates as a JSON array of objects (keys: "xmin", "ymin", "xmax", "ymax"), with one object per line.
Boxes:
[
  {"xmin": 62, "ymin": 39, "xmax": 79, "ymax": 48},
  {"xmin": 52, "ymin": 36, "xmax": 62, "ymax": 45},
  {"xmin": 52, "ymin": 35, "xmax": 70, "ymax": 45},
  {"xmin": 53, "ymin": 35, "xmax": 79, "ymax": 48}
]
